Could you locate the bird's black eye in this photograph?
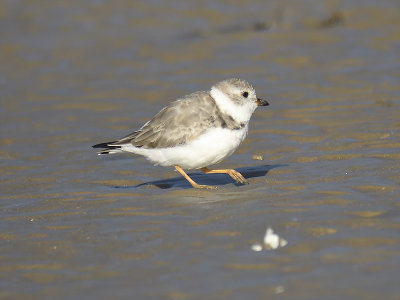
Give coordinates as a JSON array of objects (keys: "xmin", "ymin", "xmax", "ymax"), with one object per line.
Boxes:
[{"xmin": 242, "ymin": 91, "xmax": 249, "ymax": 98}]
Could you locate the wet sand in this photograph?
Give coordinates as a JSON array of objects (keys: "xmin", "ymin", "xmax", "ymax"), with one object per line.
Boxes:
[{"xmin": 1, "ymin": 0, "xmax": 400, "ymax": 299}]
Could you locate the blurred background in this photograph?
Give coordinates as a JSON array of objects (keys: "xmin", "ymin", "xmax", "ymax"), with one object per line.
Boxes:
[{"xmin": 1, "ymin": 0, "xmax": 399, "ymax": 299}]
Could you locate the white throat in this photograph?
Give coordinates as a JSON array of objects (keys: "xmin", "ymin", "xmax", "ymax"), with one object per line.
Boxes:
[{"xmin": 210, "ymin": 87, "xmax": 256, "ymax": 125}]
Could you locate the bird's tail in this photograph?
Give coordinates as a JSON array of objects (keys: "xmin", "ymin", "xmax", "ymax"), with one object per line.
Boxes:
[{"xmin": 92, "ymin": 141, "xmax": 123, "ymax": 155}]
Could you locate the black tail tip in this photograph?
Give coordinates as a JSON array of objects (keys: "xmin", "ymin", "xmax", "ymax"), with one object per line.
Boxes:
[{"xmin": 92, "ymin": 142, "xmax": 112, "ymax": 148}]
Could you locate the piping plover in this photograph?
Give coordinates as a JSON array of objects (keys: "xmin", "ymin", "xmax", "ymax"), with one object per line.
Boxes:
[{"xmin": 93, "ymin": 78, "xmax": 269, "ymax": 189}]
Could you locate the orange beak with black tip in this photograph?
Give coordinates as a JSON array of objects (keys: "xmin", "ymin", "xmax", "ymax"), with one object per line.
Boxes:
[{"xmin": 256, "ymin": 98, "xmax": 269, "ymax": 106}]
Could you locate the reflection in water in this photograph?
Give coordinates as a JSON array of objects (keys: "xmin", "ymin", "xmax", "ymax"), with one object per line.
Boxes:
[{"xmin": 113, "ymin": 164, "xmax": 286, "ymax": 189}]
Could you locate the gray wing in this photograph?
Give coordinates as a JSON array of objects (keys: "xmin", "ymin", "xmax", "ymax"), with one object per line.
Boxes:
[{"xmin": 112, "ymin": 91, "xmax": 223, "ymax": 149}]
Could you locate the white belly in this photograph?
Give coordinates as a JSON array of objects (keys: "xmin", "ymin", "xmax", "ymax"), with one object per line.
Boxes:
[{"xmin": 122, "ymin": 127, "xmax": 248, "ymax": 169}]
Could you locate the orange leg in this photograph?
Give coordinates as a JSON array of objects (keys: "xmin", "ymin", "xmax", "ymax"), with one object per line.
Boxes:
[
  {"xmin": 201, "ymin": 167, "xmax": 248, "ymax": 184},
  {"xmin": 174, "ymin": 165, "xmax": 217, "ymax": 189}
]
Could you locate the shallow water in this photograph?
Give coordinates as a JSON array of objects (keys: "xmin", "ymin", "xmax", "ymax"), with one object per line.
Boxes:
[{"xmin": 1, "ymin": 0, "xmax": 400, "ymax": 299}]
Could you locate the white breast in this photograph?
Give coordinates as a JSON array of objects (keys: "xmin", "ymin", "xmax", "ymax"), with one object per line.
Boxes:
[{"xmin": 124, "ymin": 126, "xmax": 248, "ymax": 169}]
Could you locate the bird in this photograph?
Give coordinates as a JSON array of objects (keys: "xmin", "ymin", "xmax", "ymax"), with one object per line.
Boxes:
[{"xmin": 93, "ymin": 78, "xmax": 269, "ymax": 189}]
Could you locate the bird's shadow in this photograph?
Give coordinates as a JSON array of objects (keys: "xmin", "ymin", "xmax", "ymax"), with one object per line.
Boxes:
[{"xmin": 112, "ymin": 164, "xmax": 287, "ymax": 190}]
